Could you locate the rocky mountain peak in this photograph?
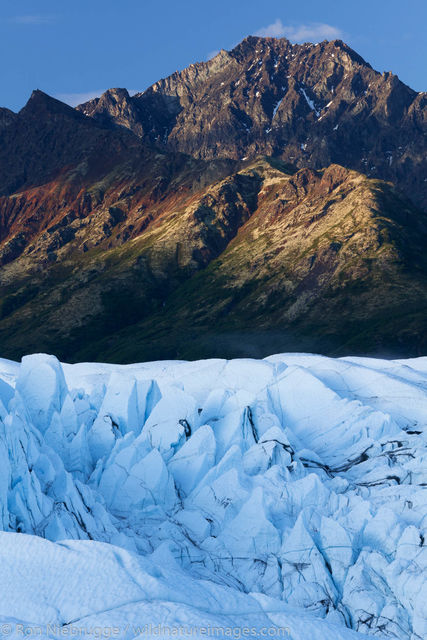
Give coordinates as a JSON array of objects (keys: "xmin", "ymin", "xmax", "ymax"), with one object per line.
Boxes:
[
  {"xmin": 76, "ymin": 87, "xmax": 148, "ymax": 136},
  {"xmin": 75, "ymin": 36, "xmax": 425, "ymax": 207},
  {"xmin": 78, "ymin": 87, "xmax": 130, "ymax": 113},
  {"xmin": 21, "ymin": 89, "xmax": 79, "ymax": 117}
]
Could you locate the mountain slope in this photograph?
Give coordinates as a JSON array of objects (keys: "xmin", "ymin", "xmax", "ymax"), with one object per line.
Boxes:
[
  {"xmin": 72, "ymin": 161, "xmax": 427, "ymax": 362},
  {"xmin": 0, "ymin": 90, "xmax": 143, "ymax": 199},
  {"xmin": 0, "ymin": 90, "xmax": 236, "ymax": 265},
  {"xmin": 78, "ymin": 36, "xmax": 427, "ymax": 209},
  {"xmin": 1, "ymin": 157, "xmax": 426, "ymax": 362}
]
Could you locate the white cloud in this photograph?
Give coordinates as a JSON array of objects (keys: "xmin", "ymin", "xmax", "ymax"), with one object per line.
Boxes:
[
  {"xmin": 255, "ymin": 19, "xmax": 288, "ymax": 38},
  {"xmin": 10, "ymin": 15, "xmax": 54, "ymax": 25},
  {"xmin": 254, "ymin": 19, "xmax": 343, "ymax": 43},
  {"xmin": 207, "ymin": 50, "xmax": 220, "ymax": 61},
  {"xmin": 55, "ymin": 91, "xmax": 104, "ymax": 107},
  {"xmin": 55, "ymin": 89, "xmax": 140, "ymax": 107}
]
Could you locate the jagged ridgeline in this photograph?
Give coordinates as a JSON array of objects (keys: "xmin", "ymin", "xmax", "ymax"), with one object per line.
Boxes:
[{"xmin": 0, "ymin": 36, "xmax": 426, "ymax": 361}]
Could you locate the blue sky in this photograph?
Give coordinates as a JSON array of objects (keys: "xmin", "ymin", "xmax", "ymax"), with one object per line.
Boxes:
[{"xmin": 1, "ymin": 0, "xmax": 426, "ymax": 111}]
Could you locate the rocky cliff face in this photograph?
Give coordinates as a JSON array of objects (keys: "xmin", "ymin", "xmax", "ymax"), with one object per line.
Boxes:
[{"xmin": 78, "ymin": 36, "xmax": 427, "ymax": 209}]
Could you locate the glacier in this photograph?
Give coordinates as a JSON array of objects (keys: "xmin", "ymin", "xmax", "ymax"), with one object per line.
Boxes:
[{"xmin": 0, "ymin": 352, "xmax": 426, "ymax": 639}]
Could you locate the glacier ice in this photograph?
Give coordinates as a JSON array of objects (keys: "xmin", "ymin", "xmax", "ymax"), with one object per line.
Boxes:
[{"xmin": 0, "ymin": 352, "xmax": 425, "ymax": 639}]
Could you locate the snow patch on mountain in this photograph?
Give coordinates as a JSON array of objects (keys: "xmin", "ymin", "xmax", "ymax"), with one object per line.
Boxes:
[{"xmin": 299, "ymin": 87, "xmax": 320, "ymax": 117}]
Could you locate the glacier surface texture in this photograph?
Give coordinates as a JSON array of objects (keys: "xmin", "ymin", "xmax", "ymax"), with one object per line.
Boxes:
[{"xmin": 0, "ymin": 353, "xmax": 426, "ymax": 639}]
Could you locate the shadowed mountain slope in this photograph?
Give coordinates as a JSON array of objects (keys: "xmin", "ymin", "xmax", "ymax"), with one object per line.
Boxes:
[{"xmin": 1, "ymin": 150, "xmax": 426, "ymax": 361}]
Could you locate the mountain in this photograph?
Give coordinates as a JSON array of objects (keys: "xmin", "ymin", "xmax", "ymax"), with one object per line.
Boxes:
[
  {"xmin": 0, "ymin": 351, "xmax": 426, "ymax": 638},
  {"xmin": 0, "ymin": 37, "xmax": 426, "ymax": 362},
  {"xmin": 77, "ymin": 36, "xmax": 427, "ymax": 210}
]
